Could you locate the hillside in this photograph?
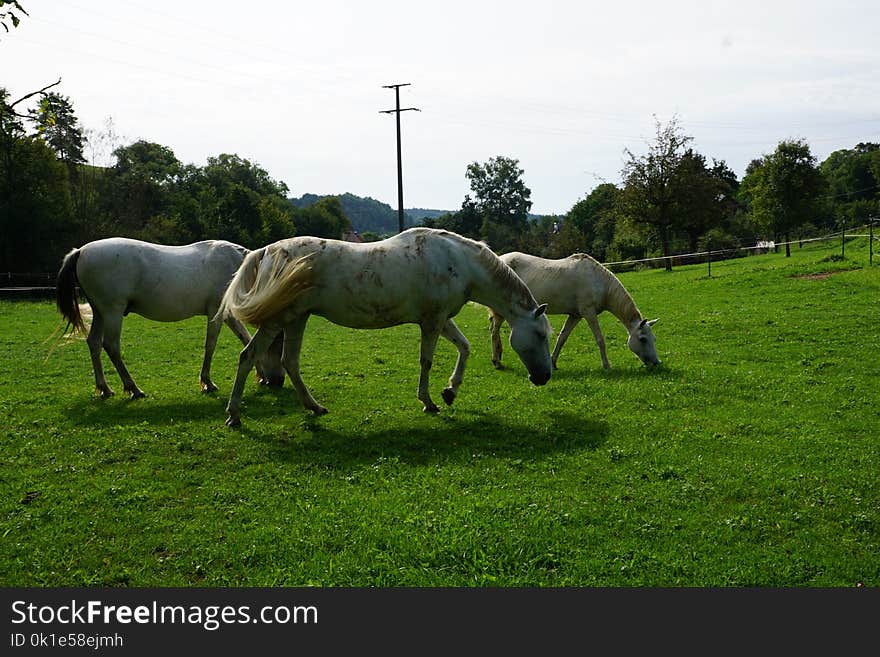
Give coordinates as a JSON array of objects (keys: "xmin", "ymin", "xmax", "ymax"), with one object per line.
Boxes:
[{"xmin": 290, "ymin": 193, "xmax": 452, "ymax": 236}]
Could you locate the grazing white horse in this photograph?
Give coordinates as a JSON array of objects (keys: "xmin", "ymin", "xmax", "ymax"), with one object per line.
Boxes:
[
  {"xmin": 56, "ymin": 238, "xmax": 284, "ymax": 398},
  {"xmin": 489, "ymin": 252, "xmax": 660, "ymax": 370},
  {"xmin": 218, "ymin": 227, "xmax": 552, "ymax": 426}
]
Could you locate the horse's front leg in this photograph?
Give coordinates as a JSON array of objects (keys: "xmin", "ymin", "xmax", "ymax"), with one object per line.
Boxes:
[
  {"xmin": 281, "ymin": 316, "xmax": 327, "ymax": 416},
  {"xmin": 418, "ymin": 323, "xmax": 442, "ymax": 413},
  {"xmin": 489, "ymin": 311, "xmax": 505, "ymax": 369},
  {"xmin": 582, "ymin": 310, "xmax": 611, "ymax": 369},
  {"xmin": 440, "ymin": 319, "xmax": 470, "ymax": 406},
  {"xmin": 552, "ymin": 314, "xmax": 582, "ymax": 369},
  {"xmin": 225, "ymin": 326, "xmax": 281, "ymax": 427}
]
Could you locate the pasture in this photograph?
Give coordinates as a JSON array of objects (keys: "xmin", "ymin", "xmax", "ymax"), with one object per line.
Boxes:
[{"xmin": 1, "ymin": 237, "xmax": 878, "ymax": 586}]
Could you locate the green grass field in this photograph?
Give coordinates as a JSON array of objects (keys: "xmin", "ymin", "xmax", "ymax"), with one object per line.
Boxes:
[{"xmin": 1, "ymin": 237, "xmax": 878, "ymax": 587}]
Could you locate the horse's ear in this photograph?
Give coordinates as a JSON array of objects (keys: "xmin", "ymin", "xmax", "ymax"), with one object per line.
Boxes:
[
  {"xmin": 647, "ymin": 318, "xmax": 659, "ymax": 327},
  {"xmin": 534, "ymin": 304, "xmax": 548, "ymax": 318}
]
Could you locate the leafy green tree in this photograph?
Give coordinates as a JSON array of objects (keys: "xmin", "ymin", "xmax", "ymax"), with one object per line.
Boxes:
[
  {"xmin": 820, "ymin": 143, "xmax": 879, "ymax": 230},
  {"xmin": 1, "ymin": 1, "xmax": 27, "ymax": 34},
  {"xmin": 672, "ymin": 150, "xmax": 740, "ymax": 253},
  {"xmin": 620, "ymin": 116, "xmax": 692, "ymax": 270},
  {"xmin": 99, "ymin": 140, "xmax": 182, "ymax": 235},
  {"xmin": 465, "ymin": 155, "xmax": 532, "ymax": 251},
  {"xmin": 744, "ymin": 139, "xmax": 825, "ymax": 256},
  {"xmin": 422, "ymin": 198, "xmax": 482, "ymax": 239},
  {"xmin": 30, "ymin": 92, "xmax": 85, "ymax": 171},
  {"xmin": 1, "ymin": 84, "xmax": 74, "ymax": 271},
  {"xmin": 565, "ymin": 183, "xmax": 622, "ymax": 260},
  {"xmin": 292, "ymin": 195, "xmax": 350, "ymax": 239},
  {"xmin": 195, "ymin": 153, "xmax": 293, "ymax": 247}
]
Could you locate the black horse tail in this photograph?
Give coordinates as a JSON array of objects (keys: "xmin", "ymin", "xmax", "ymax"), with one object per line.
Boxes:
[{"xmin": 56, "ymin": 247, "xmax": 86, "ymax": 335}]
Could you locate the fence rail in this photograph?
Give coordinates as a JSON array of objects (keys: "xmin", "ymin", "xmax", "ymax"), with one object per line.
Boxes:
[{"xmin": 1, "ymin": 229, "xmax": 877, "ymax": 298}]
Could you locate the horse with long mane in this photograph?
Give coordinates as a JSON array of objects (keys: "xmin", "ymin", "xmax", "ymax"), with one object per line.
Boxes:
[
  {"xmin": 56, "ymin": 238, "xmax": 284, "ymax": 398},
  {"xmin": 217, "ymin": 227, "xmax": 553, "ymax": 426},
  {"xmin": 488, "ymin": 252, "xmax": 660, "ymax": 370}
]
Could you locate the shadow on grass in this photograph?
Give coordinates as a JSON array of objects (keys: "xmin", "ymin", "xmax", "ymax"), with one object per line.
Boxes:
[
  {"xmin": 493, "ymin": 361, "xmax": 680, "ymax": 383},
  {"xmin": 239, "ymin": 408, "xmax": 609, "ymax": 469},
  {"xmin": 64, "ymin": 383, "xmax": 291, "ymax": 428}
]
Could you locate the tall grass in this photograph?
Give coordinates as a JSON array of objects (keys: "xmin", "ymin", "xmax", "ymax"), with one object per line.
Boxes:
[{"xmin": 0, "ymin": 237, "xmax": 877, "ymax": 586}]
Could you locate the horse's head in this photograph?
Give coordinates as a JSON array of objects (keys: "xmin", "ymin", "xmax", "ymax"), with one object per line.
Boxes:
[
  {"xmin": 508, "ymin": 304, "xmax": 553, "ymax": 386},
  {"xmin": 627, "ymin": 318, "xmax": 661, "ymax": 367},
  {"xmin": 256, "ymin": 332, "xmax": 286, "ymax": 387}
]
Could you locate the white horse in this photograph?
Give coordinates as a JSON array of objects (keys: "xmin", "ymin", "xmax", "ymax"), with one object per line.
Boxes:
[
  {"xmin": 218, "ymin": 227, "xmax": 553, "ymax": 426},
  {"xmin": 489, "ymin": 252, "xmax": 660, "ymax": 370},
  {"xmin": 56, "ymin": 238, "xmax": 284, "ymax": 398}
]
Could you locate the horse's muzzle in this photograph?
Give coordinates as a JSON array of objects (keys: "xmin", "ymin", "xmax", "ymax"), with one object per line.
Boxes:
[{"xmin": 529, "ymin": 371, "xmax": 551, "ymax": 386}]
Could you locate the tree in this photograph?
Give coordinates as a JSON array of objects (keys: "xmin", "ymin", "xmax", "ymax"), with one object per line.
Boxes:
[
  {"xmin": 422, "ymin": 197, "xmax": 482, "ymax": 239},
  {"xmin": 820, "ymin": 143, "xmax": 879, "ymax": 230},
  {"xmin": 672, "ymin": 150, "xmax": 740, "ymax": 253},
  {"xmin": 30, "ymin": 92, "xmax": 85, "ymax": 171},
  {"xmin": 99, "ymin": 140, "xmax": 183, "ymax": 235},
  {"xmin": 465, "ymin": 155, "xmax": 532, "ymax": 251},
  {"xmin": 1, "ymin": 83, "xmax": 74, "ymax": 271},
  {"xmin": 0, "ymin": 1, "xmax": 27, "ymax": 34},
  {"xmin": 195, "ymin": 153, "xmax": 293, "ymax": 247},
  {"xmin": 292, "ymin": 195, "xmax": 350, "ymax": 239},
  {"xmin": 620, "ymin": 116, "xmax": 692, "ymax": 270},
  {"xmin": 565, "ymin": 183, "xmax": 622, "ymax": 261},
  {"xmin": 745, "ymin": 139, "xmax": 825, "ymax": 256}
]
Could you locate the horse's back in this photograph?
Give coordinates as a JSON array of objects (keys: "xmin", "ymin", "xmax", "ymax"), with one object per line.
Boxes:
[
  {"xmin": 264, "ymin": 229, "xmax": 475, "ymax": 328},
  {"xmin": 501, "ymin": 251, "xmax": 607, "ymax": 315},
  {"xmin": 77, "ymin": 238, "xmax": 247, "ymax": 320}
]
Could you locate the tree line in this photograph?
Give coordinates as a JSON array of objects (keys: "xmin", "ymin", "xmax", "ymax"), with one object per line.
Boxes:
[
  {"xmin": 2, "ymin": 82, "xmax": 879, "ymax": 274},
  {"xmin": 1, "ymin": 83, "xmax": 352, "ymax": 272},
  {"xmin": 426, "ymin": 117, "xmax": 880, "ymax": 269}
]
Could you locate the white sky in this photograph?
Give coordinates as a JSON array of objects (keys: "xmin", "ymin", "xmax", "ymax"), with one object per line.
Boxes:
[{"xmin": 3, "ymin": 0, "xmax": 879, "ymax": 215}]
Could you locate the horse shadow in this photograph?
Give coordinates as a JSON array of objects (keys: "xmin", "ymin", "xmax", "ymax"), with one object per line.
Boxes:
[
  {"xmin": 494, "ymin": 361, "xmax": 679, "ymax": 382},
  {"xmin": 65, "ymin": 386, "xmax": 609, "ymax": 469},
  {"xmin": 241, "ymin": 408, "xmax": 608, "ymax": 470}
]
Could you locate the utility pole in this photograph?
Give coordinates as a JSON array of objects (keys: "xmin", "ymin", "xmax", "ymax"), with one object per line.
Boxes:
[{"xmin": 380, "ymin": 83, "xmax": 420, "ymax": 233}]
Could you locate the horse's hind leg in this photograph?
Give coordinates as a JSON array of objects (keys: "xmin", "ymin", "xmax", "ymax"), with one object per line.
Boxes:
[
  {"xmin": 440, "ymin": 319, "xmax": 470, "ymax": 406},
  {"xmin": 225, "ymin": 325, "xmax": 281, "ymax": 427},
  {"xmin": 85, "ymin": 309, "xmax": 114, "ymax": 398},
  {"xmin": 101, "ymin": 313, "xmax": 145, "ymax": 399},
  {"xmin": 278, "ymin": 316, "xmax": 326, "ymax": 416},
  {"xmin": 489, "ymin": 311, "xmax": 506, "ymax": 369},
  {"xmin": 552, "ymin": 314, "xmax": 582, "ymax": 369}
]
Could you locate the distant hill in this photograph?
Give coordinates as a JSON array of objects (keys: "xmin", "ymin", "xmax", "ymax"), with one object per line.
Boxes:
[
  {"xmin": 290, "ymin": 193, "xmax": 453, "ymax": 236},
  {"xmin": 289, "ymin": 193, "xmax": 553, "ymax": 235}
]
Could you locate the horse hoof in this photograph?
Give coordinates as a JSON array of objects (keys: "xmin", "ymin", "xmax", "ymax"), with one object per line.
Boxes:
[
  {"xmin": 441, "ymin": 388, "xmax": 456, "ymax": 406},
  {"xmin": 129, "ymin": 390, "xmax": 146, "ymax": 400},
  {"xmin": 97, "ymin": 389, "xmax": 115, "ymax": 399},
  {"xmin": 423, "ymin": 403, "xmax": 440, "ymax": 414},
  {"xmin": 492, "ymin": 361, "xmax": 504, "ymax": 370},
  {"xmin": 201, "ymin": 382, "xmax": 219, "ymax": 394},
  {"xmin": 225, "ymin": 416, "xmax": 241, "ymax": 428},
  {"xmin": 311, "ymin": 405, "xmax": 329, "ymax": 416}
]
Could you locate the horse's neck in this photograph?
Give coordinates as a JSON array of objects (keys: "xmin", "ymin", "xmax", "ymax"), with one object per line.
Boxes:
[
  {"xmin": 469, "ymin": 251, "xmax": 534, "ymax": 319},
  {"xmin": 602, "ymin": 271, "xmax": 642, "ymax": 331}
]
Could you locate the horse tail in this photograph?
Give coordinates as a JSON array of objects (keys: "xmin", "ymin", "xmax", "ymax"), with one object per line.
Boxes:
[
  {"xmin": 56, "ymin": 247, "xmax": 87, "ymax": 335},
  {"xmin": 220, "ymin": 245, "xmax": 316, "ymax": 327}
]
